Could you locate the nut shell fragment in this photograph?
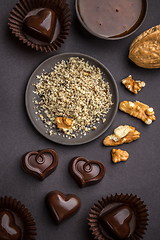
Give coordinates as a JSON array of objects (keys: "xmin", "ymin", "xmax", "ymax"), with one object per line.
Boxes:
[
  {"xmin": 111, "ymin": 149, "xmax": 129, "ymax": 163},
  {"xmin": 103, "ymin": 125, "xmax": 140, "ymax": 146},
  {"xmin": 119, "ymin": 101, "xmax": 156, "ymax": 124},
  {"xmin": 129, "ymin": 25, "xmax": 160, "ymax": 68}
]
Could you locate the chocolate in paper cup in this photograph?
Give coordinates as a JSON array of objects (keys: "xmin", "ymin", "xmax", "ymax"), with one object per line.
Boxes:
[
  {"xmin": 0, "ymin": 196, "xmax": 37, "ymax": 240},
  {"xmin": 8, "ymin": 0, "xmax": 71, "ymax": 52},
  {"xmin": 88, "ymin": 193, "xmax": 148, "ymax": 240}
]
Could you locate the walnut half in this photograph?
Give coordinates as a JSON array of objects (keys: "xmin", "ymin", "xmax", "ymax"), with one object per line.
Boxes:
[
  {"xmin": 55, "ymin": 117, "xmax": 73, "ymax": 131},
  {"xmin": 103, "ymin": 125, "xmax": 140, "ymax": 146},
  {"xmin": 111, "ymin": 149, "xmax": 129, "ymax": 163},
  {"xmin": 119, "ymin": 100, "xmax": 156, "ymax": 124},
  {"xmin": 121, "ymin": 75, "xmax": 145, "ymax": 94}
]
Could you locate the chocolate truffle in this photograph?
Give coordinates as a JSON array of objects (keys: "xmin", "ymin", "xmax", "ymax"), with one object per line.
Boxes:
[
  {"xmin": 8, "ymin": 0, "xmax": 71, "ymax": 52},
  {"xmin": 21, "ymin": 149, "xmax": 58, "ymax": 181},
  {"xmin": 69, "ymin": 156, "xmax": 106, "ymax": 188},
  {"xmin": 0, "ymin": 210, "xmax": 21, "ymax": 239},
  {"xmin": 23, "ymin": 8, "xmax": 57, "ymax": 43},
  {"xmin": 45, "ymin": 191, "xmax": 81, "ymax": 225},
  {"xmin": 0, "ymin": 196, "xmax": 37, "ymax": 240},
  {"xmin": 88, "ymin": 193, "xmax": 148, "ymax": 240},
  {"xmin": 99, "ymin": 204, "xmax": 132, "ymax": 239}
]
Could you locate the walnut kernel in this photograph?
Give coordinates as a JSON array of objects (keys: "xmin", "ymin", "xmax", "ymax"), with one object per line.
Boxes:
[
  {"xmin": 103, "ymin": 125, "xmax": 140, "ymax": 146},
  {"xmin": 111, "ymin": 149, "xmax": 129, "ymax": 163},
  {"xmin": 119, "ymin": 100, "xmax": 156, "ymax": 124},
  {"xmin": 56, "ymin": 117, "xmax": 73, "ymax": 131},
  {"xmin": 121, "ymin": 75, "xmax": 145, "ymax": 94}
]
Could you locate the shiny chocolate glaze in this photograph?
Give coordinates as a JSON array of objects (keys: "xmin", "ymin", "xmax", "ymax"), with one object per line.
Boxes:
[
  {"xmin": 0, "ymin": 210, "xmax": 21, "ymax": 240},
  {"xmin": 21, "ymin": 149, "xmax": 58, "ymax": 181},
  {"xmin": 69, "ymin": 156, "xmax": 105, "ymax": 188},
  {"xmin": 99, "ymin": 204, "xmax": 132, "ymax": 239},
  {"xmin": 45, "ymin": 191, "xmax": 81, "ymax": 225},
  {"xmin": 77, "ymin": 0, "xmax": 147, "ymax": 39},
  {"xmin": 23, "ymin": 8, "xmax": 57, "ymax": 43}
]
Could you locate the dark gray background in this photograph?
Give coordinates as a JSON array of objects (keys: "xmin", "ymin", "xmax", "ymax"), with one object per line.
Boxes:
[{"xmin": 0, "ymin": 0, "xmax": 159, "ymax": 239}]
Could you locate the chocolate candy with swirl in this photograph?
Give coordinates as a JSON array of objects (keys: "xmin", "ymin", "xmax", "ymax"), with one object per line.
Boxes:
[
  {"xmin": 21, "ymin": 149, "xmax": 58, "ymax": 181},
  {"xmin": 69, "ymin": 157, "xmax": 105, "ymax": 188}
]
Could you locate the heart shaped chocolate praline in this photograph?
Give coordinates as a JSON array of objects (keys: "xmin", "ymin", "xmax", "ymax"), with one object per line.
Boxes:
[
  {"xmin": 45, "ymin": 191, "xmax": 81, "ymax": 225},
  {"xmin": 69, "ymin": 156, "xmax": 106, "ymax": 188},
  {"xmin": 21, "ymin": 149, "xmax": 58, "ymax": 181},
  {"xmin": 99, "ymin": 204, "xmax": 132, "ymax": 240},
  {"xmin": 23, "ymin": 8, "xmax": 57, "ymax": 43},
  {"xmin": 0, "ymin": 210, "xmax": 21, "ymax": 240},
  {"xmin": 88, "ymin": 193, "xmax": 149, "ymax": 240}
]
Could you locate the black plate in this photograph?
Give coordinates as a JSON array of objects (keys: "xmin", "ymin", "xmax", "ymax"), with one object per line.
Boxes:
[{"xmin": 25, "ymin": 52, "xmax": 119, "ymax": 145}]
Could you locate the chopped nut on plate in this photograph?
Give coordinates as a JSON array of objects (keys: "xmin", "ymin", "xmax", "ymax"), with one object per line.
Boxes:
[
  {"xmin": 103, "ymin": 125, "xmax": 140, "ymax": 146},
  {"xmin": 34, "ymin": 57, "xmax": 113, "ymax": 138},
  {"xmin": 119, "ymin": 100, "xmax": 156, "ymax": 124},
  {"xmin": 111, "ymin": 149, "xmax": 129, "ymax": 163},
  {"xmin": 121, "ymin": 75, "xmax": 145, "ymax": 94},
  {"xmin": 55, "ymin": 117, "xmax": 73, "ymax": 131}
]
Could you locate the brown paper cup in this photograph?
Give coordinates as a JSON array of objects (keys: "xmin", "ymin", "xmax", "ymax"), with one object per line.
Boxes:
[
  {"xmin": 8, "ymin": 0, "xmax": 71, "ymax": 52},
  {"xmin": 0, "ymin": 196, "xmax": 37, "ymax": 240},
  {"xmin": 88, "ymin": 193, "xmax": 149, "ymax": 240}
]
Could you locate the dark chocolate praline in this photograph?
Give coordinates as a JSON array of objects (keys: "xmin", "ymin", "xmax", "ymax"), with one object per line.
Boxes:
[
  {"xmin": 23, "ymin": 8, "xmax": 57, "ymax": 43},
  {"xmin": 69, "ymin": 156, "xmax": 105, "ymax": 188},
  {"xmin": 45, "ymin": 191, "xmax": 81, "ymax": 225},
  {"xmin": 8, "ymin": 0, "xmax": 71, "ymax": 52},
  {"xmin": 88, "ymin": 193, "xmax": 149, "ymax": 240},
  {"xmin": 0, "ymin": 196, "xmax": 37, "ymax": 240},
  {"xmin": 99, "ymin": 204, "xmax": 133, "ymax": 240},
  {"xmin": 0, "ymin": 210, "xmax": 22, "ymax": 240},
  {"xmin": 21, "ymin": 149, "xmax": 58, "ymax": 181}
]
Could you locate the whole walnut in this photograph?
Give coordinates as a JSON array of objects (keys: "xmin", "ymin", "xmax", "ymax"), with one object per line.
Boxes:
[{"xmin": 129, "ymin": 25, "xmax": 160, "ymax": 68}]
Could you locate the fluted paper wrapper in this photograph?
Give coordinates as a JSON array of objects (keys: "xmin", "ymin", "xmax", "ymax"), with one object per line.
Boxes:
[
  {"xmin": 8, "ymin": 0, "xmax": 71, "ymax": 52},
  {"xmin": 0, "ymin": 196, "xmax": 37, "ymax": 240},
  {"xmin": 88, "ymin": 193, "xmax": 149, "ymax": 240}
]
